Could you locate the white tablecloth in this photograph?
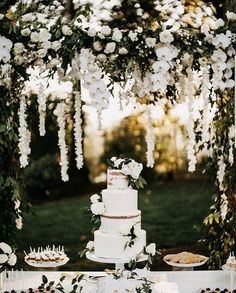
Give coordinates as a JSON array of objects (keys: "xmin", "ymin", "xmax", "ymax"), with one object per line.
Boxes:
[{"xmin": 1, "ymin": 270, "xmax": 235, "ymax": 292}]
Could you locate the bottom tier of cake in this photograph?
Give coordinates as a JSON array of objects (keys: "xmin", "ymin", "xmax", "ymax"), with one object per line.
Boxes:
[{"xmin": 94, "ymin": 229, "xmax": 146, "ymax": 259}]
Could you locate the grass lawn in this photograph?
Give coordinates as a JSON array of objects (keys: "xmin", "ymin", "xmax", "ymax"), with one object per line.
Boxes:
[{"xmin": 17, "ymin": 178, "xmax": 214, "ymax": 271}]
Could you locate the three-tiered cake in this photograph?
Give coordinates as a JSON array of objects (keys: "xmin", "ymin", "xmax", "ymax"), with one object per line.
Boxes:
[{"xmin": 93, "ymin": 167, "xmax": 146, "ymax": 259}]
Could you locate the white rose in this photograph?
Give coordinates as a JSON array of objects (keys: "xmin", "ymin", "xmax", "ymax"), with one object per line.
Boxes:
[
  {"xmin": 145, "ymin": 243, "xmax": 156, "ymax": 256},
  {"xmin": 62, "ymin": 25, "xmax": 72, "ymax": 36},
  {"xmin": 22, "ymin": 13, "xmax": 35, "ymax": 22},
  {"xmin": 120, "ymin": 225, "xmax": 131, "ymax": 236},
  {"xmin": 14, "ymin": 56, "xmax": 24, "ymax": 65},
  {"xmin": 159, "ymin": 30, "xmax": 174, "ymax": 43},
  {"xmin": 0, "ymin": 254, "xmax": 8, "ymax": 264},
  {"xmin": 13, "ymin": 43, "xmax": 24, "ymax": 55},
  {"xmin": 0, "ymin": 242, "xmax": 12, "ymax": 254},
  {"xmin": 104, "ymin": 42, "xmax": 116, "ymax": 54},
  {"xmin": 112, "ymin": 28, "xmax": 122, "ymax": 42},
  {"xmin": 87, "ymin": 27, "xmax": 97, "ymax": 37},
  {"xmin": 110, "ymin": 157, "xmax": 116, "ymax": 162},
  {"xmin": 100, "ymin": 25, "xmax": 111, "ymax": 36},
  {"xmin": 118, "ymin": 47, "xmax": 128, "ymax": 55},
  {"xmin": 93, "ymin": 41, "xmax": 103, "ymax": 52},
  {"xmin": 86, "ymin": 241, "xmax": 94, "ymax": 251},
  {"xmin": 96, "ymin": 54, "xmax": 107, "ymax": 62},
  {"xmin": 114, "ymin": 158, "xmax": 124, "ymax": 168},
  {"xmin": 90, "ymin": 194, "xmax": 100, "ymax": 203},
  {"xmin": 48, "ymin": 58, "xmax": 60, "ymax": 68},
  {"xmin": 30, "ymin": 31, "xmax": 39, "ymax": 43},
  {"xmin": 37, "ymin": 48, "xmax": 47, "ymax": 58},
  {"xmin": 21, "ymin": 28, "xmax": 31, "ymax": 36},
  {"xmin": 51, "ymin": 41, "xmax": 61, "ymax": 51},
  {"xmin": 145, "ymin": 37, "xmax": 156, "ymax": 48},
  {"xmin": 127, "ymin": 161, "xmax": 143, "ymax": 179},
  {"xmin": 38, "ymin": 29, "xmax": 51, "ymax": 42},
  {"xmin": 8, "ymin": 253, "xmax": 17, "ymax": 266},
  {"xmin": 226, "ymin": 11, "xmax": 236, "ymax": 21},
  {"xmin": 90, "ymin": 202, "xmax": 105, "ymax": 215},
  {"xmin": 128, "ymin": 31, "xmax": 138, "ymax": 42}
]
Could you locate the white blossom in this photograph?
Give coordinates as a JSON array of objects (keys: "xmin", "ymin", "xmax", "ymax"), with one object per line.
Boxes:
[
  {"xmin": 21, "ymin": 28, "xmax": 31, "ymax": 36},
  {"xmin": 104, "ymin": 42, "xmax": 116, "ymax": 54},
  {"xmin": 159, "ymin": 30, "xmax": 174, "ymax": 43},
  {"xmin": 62, "ymin": 25, "xmax": 73, "ymax": 36},
  {"xmin": 74, "ymin": 91, "xmax": 84, "ymax": 169},
  {"xmin": 145, "ymin": 243, "xmax": 156, "ymax": 256},
  {"xmin": 145, "ymin": 107, "xmax": 155, "ymax": 168},
  {"xmin": 118, "ymin": 47, "xmax": 128, "ymax": 55},
  {"xmin": 112, "ymin": 28, "xmax": 122, "ymax": 42},
  {"xmin": 86, "ymin": 241, "xmax": 94, "ymax": 251},
  {"xmin": 226, "ymin": 11, "xmax": 236, "ymax": 21},
  {"xmin": 18, "ymin": 95, "xmax": 31, "ymax": 168},
  {"xmin": 128, "ymin": 31, "xmax": 138, "ymax": 42},
  {"xmin": 90, "ymin": 194, "xmax": 100, "ymax": 203},
  {"xmin": 145, "ymin": 37, "xmax": 156, "ymax": 48},
  {"xmin": 87, "ymin": 27, "xmax": 97, "ymax": 37},
  {"xmin": 93, "ymin": 41, "xmax": 103, "ymax": 52},
  {"xmin": 100, "ymin": 25, "xmax": 111, "ymax": 36},
  {"xmin": 90, "ymin": 202, "xmax": 105, "ymax": 215},
  {"xmin": 15, "ymin": 216, "xmax": 23, "ymax": 230},
  {"xmin": 54, "ymin": 102, "xmax": 69, "ymax": 182}
]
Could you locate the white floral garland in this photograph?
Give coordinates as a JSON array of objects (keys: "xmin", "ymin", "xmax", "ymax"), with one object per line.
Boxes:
[
  {"xmin": 145, "ymin": 106, "xmax": 155, "ymax": 168},
  {"xmin": 74, "ymin": 91, "xmax": 84, "ymax": 169},
  {"xmin": 54, "ymin": 102, "xmax": 69, "ymax": 182},
  {"xmin": 185, "ymin": 63, "xmax": 197, "ymax": 172},
  {"xmin": 18, "ymin": 95, "xmax": 31, "ymax": 168},
  {"xmin": 37, "ymin": 82, "xmax": 47, "ymax": 136},
  {"xmin": 79, "ymin": 49, "xmax": 109, "ymax": 128}
]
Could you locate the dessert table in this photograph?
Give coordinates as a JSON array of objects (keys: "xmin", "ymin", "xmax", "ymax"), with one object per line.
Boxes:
[{"xmin": 1, "ymin": 270, "xmax": 235, "ymax": 292}]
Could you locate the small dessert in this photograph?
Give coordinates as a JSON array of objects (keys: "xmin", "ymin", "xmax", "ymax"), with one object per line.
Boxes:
[
  {"xmin": 225, "ymin": 253, "xmax": 236, "ymax": 271},
  {"xmin": 164, "ymin": 251, "xmax": 208, "ymax": 264},
  {"xmin": 24, "ymin": 245, "xmax": 67, "ymax": 265}
]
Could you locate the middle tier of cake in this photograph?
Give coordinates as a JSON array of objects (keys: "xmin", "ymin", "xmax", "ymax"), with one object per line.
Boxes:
[
  {"xmin": 94, "ymin": 229, "xmax": 146, "ymax": 259},
  {"xmin": 102, "ymin": 189, "xmax": 138, "ymax": 216}
]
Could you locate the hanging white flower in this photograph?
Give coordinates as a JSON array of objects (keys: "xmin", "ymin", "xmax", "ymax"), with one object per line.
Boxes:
[
  {"xmin": 18, "ymin": 95, "xmax": 31, "ymax": 168},
  {"xmin": 217, "ymin": 155, "xmax": 226, "ymax": 191},
  {"xmin": 159, "ymin": 30, "xmax": 174, "ymax": 43},
  {"xmin": 145, "ymin": 107, "xmax": 155, "ymax": 168},
  {"xmin": 54, "ymin": 102, "xmax": 69, "ymax": 182},
  {"xmin": 74, "ymin": 91, "xmax": 84, "ymax": 170},
  {"xmin": 37, "ymin": 82, "xmax": 47, "ymax": 136}
]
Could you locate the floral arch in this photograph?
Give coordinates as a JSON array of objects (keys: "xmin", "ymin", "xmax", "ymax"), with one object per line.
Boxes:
[{"xmin": 0, "ymin": 0, "xmax": 235, "ymax": 268}]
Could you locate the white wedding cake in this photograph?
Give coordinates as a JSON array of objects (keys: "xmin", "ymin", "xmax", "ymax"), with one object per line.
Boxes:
[{"xmin": 89, "ymin": 158, "xmax": 148, "ymax": 259}]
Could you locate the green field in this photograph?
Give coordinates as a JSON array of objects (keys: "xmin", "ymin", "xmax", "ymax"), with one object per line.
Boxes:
[{"xmin": 17, "ymin": 179, "xmax": 214, "ymax": 271}]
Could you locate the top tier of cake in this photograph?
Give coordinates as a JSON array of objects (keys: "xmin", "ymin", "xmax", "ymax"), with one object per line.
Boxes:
[{"xmin": 107, "ymin": 169, "xmax": 132, "ymax": 190}]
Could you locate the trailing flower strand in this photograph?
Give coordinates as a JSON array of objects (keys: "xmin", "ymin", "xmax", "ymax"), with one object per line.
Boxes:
[
  {"xmin": 145, "ymin": 107, "xmax": 155, "ymax": 168},
  {"xmin": 54, "ymin": 102, "xmax": 69, "ymax": 182},
  {"xmin": 74, "ymin": 91, "xmax": 84, "ymax": 169},
  {"xmin": 18, "ymin": 95, "xmax": 31, "ymax": 168}
]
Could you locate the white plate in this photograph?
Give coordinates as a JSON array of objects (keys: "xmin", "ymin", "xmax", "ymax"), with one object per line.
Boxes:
[
  {"xmin": 25, "ymin": 256, "xmax": 69, "ymax": 268},
  {"xmin": 163, "ymin": 255, "xmax": 208, "ymax": 268},
  {"xmin": 222, "ymin": 264, "xmax": 236, "ymax": 272},
  {"xmin": 86, "ymin": 251, "xmax": 148, "ymax": 264}
]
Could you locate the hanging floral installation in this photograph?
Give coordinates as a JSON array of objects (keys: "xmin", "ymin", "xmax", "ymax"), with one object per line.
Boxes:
[{"xmin": 0, "ymin": 0, "xmax": 235, "ymax": 268}]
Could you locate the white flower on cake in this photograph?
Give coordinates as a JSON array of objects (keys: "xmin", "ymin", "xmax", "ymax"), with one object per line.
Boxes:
[
  {"xmin": 90, "ymin": 193, "xmax": 100, "ymax": 203},
  {"xmin": 0, "ymin": 242, "xmax": 12, "ymax": 254},
  {"xmin": 86, "ymin": 241, "xmax": 94, "ymax": 251},
  {"xmin": 91, "ymin": 202, "xmax": 105, "ymax": 215},
  {"xmin": 145, "ymin": 243, "xmax": 156, "ymax": 256},
  {"xmin": 121, "ymin": 161, "xmax": 143, "ymax": 180}
]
